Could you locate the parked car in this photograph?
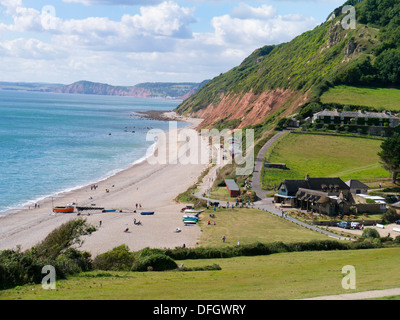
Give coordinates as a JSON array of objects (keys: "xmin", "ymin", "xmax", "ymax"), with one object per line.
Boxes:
[
  {"xmin": 395, "ymin": 220, "xmax": 400, "ymax": 225},
  {"xmin": 351, "ymin": 222, "xmax": 361, "ymax": 229},
  {"xmin": 337, "ymin": 221, "xmax": 351, "ymax": 229}
]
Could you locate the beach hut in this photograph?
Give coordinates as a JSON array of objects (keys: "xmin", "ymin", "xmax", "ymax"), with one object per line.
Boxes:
[{"xmin": 224, "ymin": 179, "xmax": 240, "ymax": 197}]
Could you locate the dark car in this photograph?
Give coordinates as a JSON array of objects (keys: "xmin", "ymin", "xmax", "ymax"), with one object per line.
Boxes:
[
  {"xmin": 395, "ymin": 220, "xmax": 400, "ymax": 225},
  {"xmin": 337, "ymin": 221, "xmax": 351, "ymax": 229}
]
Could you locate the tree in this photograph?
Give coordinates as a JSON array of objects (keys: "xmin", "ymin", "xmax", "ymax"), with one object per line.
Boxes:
[
  {"xmin": 378, "ymin": 134, "xmax": 400, "ymax": 184},
  {"xmin": 362, "ymin": 228, "xmax": 380, "ymax": 239}
]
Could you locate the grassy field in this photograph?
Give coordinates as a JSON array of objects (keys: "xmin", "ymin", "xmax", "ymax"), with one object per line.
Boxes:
[
  {"xmin": 320, "ymin": 85, "xmax": 400, "ymax": 111},
  {"xmin": 197, "ymin": 207, "xmax": 328, "ymax": 246},
  {"xmin": 2, "ymin": 206, "xmax": 400, "ymax": 300},
  {"xmin": 262, "ymin": 132, "xmax": 389, "ymax": 190},
  {"xmin": 2, "ymin": 247, "xmax": 400, "ymax": 300}
]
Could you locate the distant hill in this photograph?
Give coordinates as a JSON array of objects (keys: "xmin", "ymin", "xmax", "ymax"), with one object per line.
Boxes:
[
  {"xmin": 175, "ymin": 0, "xmax": 400, "ymax": 130},
  {"xmin": 0, "ymin": 81, "xmax": 64, "ymax": 91},
  {"xmin": 48, "ymin": 80, "xmax": 209, "ymax": 100},
  {"xmin": 0, "ymin": 80, "xmax": 209, "ymax": 100}
]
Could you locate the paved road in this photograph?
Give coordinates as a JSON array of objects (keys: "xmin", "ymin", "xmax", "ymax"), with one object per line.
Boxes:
[
  {"xmin": 251, "ymin": 130, "xmax": 290, "ymax": 200},
  {"xmin": 253, "ymin": 198, "xmax": 351, "ymax": 240}
]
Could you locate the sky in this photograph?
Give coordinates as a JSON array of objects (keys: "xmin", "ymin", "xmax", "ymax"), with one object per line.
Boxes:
[{"xmin": 0, "ymin": 0, "xmax": 345, "ymax": 86}]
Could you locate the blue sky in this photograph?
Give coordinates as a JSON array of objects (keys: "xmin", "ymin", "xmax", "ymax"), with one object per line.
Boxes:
[{"xmin": 0, "ymin": 0, "xmax": 344, "ymax": 85}]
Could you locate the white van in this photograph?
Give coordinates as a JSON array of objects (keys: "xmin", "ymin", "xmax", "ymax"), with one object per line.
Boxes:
[{"xmin": 351, "ymin": 222, "xmax": 361, "ymax": 229}]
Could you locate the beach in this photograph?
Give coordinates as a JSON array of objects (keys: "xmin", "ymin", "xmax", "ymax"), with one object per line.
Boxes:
[{"xmin": 0, "ymin": 113, "xmax": 209, "ymax": 257}]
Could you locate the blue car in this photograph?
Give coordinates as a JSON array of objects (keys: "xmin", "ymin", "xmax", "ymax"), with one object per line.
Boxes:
[{"xmin": 337, "ymin": 221, "xmax": 351, "ymax": 229}]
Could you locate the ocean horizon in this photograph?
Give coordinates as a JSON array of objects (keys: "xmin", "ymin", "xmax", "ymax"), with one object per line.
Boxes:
[{"xmin": 0, "ymin": 90, "xmax": 183, "ymax": 216}]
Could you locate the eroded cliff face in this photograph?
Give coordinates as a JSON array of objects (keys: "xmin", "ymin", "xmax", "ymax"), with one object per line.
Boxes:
[{"xmin": 192, "ymin": 88, "xmax": 309, "ymax": 129}]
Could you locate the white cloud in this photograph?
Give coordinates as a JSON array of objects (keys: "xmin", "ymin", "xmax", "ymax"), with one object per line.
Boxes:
[
  {"xmin": 63, "ymin": 0, "xmax": 163, "ymax": 5},
  {"xmin": 209, "ymin": 8, "xmax": 317, "ymax": 48},
  {"xmin": 230, "ymin": 3, "xmax": 277, "ymax": 20},
  {"xmin": 0, "ymin": 0, "xmax": 320, "ymax": 84}
]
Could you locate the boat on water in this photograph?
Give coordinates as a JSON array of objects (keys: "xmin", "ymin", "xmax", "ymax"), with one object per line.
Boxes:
[
  {"xmin": 140, "ymin": 211, "xmax": 154, "ymax": 215},
  {"xmin": 53, "ymin": 205, "xmax": 75, "ymax": 213}
]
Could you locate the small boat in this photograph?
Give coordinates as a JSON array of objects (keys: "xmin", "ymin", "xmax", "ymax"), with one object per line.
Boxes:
[
  {"xmin": 184, "ymin": 209, "xmax": 204, "ymax": 214},
  {"xmin": 182, "ymin": 215, "xmax": 199, "ymax": 221},
  {"xmin": 53, "ymin": 205, "xmax": 75, "ymax": 213},
  {"xmin": 183, "ymin": 218, "xmax": 197, "ymax": 224},
  {"xmin": 102, "ymin": 209, "xmax": 116, "ymax": 213},
  {"xmin": 173, "ymin": 227, "xmax": 181, "ymax": 233},
  {"xmin": 140, "ymin": 211, "xmax": 154, "ymax": 215},
  {"xmin": 183, "ymin": 220, "xmax": 197, "ymax": 225}
]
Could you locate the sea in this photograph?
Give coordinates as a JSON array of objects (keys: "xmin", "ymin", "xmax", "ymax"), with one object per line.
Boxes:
[{"xmin": 0, "ymin": 90, "xmax": 183, "ymax": 216}]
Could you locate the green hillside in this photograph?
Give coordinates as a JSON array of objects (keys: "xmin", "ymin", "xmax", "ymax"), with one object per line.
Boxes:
[
  {"xmin": 320, "ymin": 85, "xmax": 400, "ymax": 110},
  {"xmin": 262, "ymin": 132, "xmax": 388, "ymax": 190},
  {"xmin": 176, "ymin": 0, "xmax": 400, "ymax": 130}
]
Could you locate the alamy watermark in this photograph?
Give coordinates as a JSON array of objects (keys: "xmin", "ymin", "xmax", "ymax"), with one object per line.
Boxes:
[
  {"xmin": 41, "ymin": 265, "xmax": 56, "ymax": 290},
  {"xmin": 41, "ymin": 5, "xmax": 57, "ymax": 30},
  {"xmin": 145, "ymin": 122, "xmax": 254, "ymax": 176},
  {"xmin": 342, "ymin": 265, "xmax": 356, "ymax": 290},
  {"xmin": 341, "ymin": 5, "xmax": 356, "ymax": 30}
]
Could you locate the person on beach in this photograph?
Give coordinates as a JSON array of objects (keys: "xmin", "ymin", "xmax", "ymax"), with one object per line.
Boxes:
[{"xmin": 222, "ymin": 235, "xmax": 226, "ymax": 243}]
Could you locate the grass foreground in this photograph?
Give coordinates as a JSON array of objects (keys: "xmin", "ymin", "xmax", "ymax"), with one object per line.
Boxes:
[{"xmin": 2, "ymin": 247, "xmax": 400, "ymax": 300}]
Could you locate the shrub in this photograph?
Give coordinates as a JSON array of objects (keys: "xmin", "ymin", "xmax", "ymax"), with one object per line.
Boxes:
[
  {"xmin": 362, "ymin": 228, "xmax": 380, "ymax": 239},
  {"xmin": 33, "ymin": 219, "xmax": 96, "ymax": 260},
  {"xmin": 179, "ymin": 264, "xmax": 222, "ymax": 272},
  {"xmin": 131, "ymin": 253, "xmax": 178, "ymax": 272},
  {"xmin": 382, "ymin": 208, "xmax": 400, "ymax": 224},
  {"xmin": 92, "ymin": 245, "xmax": 135, "ymax": 271}
]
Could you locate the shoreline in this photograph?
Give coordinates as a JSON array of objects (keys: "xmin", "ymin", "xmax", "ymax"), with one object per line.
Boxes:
[{"xmin": 0, "ymin": 112, "xmax": 209, "ymax": 256}]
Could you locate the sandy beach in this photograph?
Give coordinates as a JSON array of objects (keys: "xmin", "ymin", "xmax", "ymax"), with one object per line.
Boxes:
[{"xmin": 0, "ymin": 112, "xmax": 209, "ymax": 257}]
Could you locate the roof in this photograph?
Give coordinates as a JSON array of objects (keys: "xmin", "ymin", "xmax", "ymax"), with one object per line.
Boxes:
[
  {"xmin": 314, "ymin": 110, "xmax": 399, "ymax": 120},
  {"xmin": 345, "ymin": 180, "xmax": 369, "ymax": 189},
  {"xmin": 224, "ymin": 179, "xmax": 240, "ymax": 191},
  {"xmin": 390, "ymin": 201, "xmax": 400, "ymax": 208},
  {"xmin": 279, "ymin": 177, "xmax": 349, "ymax": 196}
]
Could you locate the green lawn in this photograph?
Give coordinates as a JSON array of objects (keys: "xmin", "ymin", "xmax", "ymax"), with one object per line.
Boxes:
[
  {"xmin": 198, "ymin": 207, "xmax": 328, "ymax": 246},
  {"xmin": 262, "ymin": 132, "xmax": 389, "ymax": 190},
  {"xmin": 320, "ymin": 85, "xmax": 400, "ymax": 111},
  {"xmin": 2, "ymin": 247, "xmax": 400, "ymax": 300}
]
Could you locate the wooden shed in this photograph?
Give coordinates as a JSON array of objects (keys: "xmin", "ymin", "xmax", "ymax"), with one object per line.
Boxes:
[{"xmin": 225, "ymin": 179, "xmax": 240, "ymax": 197}]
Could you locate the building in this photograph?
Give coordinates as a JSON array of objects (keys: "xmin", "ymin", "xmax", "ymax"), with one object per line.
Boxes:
[
  {"xmin": 313, "ymin": 110, "xmax": 400, "ymax": 127},
  {"xmin": 345, "ymin": 179, "xmax": 369, "ymax": 194},
  {"xmin": 225, "ymin": 179, "xmax": 240, "ymax": 197},
  {"xmin": 274, "ymin": 175, "xmax": 351, "ymax": 213},
  {"xmin": 389, "ymin": 201, "xmax": 400, "ymax": 214},
  {"xmin": 274, "ymin": 175, "xmax": 387, "ymax": 215}
]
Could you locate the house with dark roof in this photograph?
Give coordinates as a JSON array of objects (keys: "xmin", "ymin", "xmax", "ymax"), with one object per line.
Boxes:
[
  {"xmin": 274, "ymin": 175, "xmax": 352, "ymax": 215},
  {"xmin": 274, "ymin": 175, "xmax": 387, "ymax": 215},
  {"xmin": 313, "ymin": 110, "xmax": 400, "ymax": 127},
  {"xmin": 389, "ymin": 201, "xmax": 400, "ymax": 214},
  {"xmin": 345, "ymin": 179, "xmax": 369, "ymax": 194}
]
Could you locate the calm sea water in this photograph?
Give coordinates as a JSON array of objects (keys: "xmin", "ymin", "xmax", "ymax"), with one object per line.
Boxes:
[{"xmin": 0, "ymin": 90, "xmax": 182, "ymax": 215}]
